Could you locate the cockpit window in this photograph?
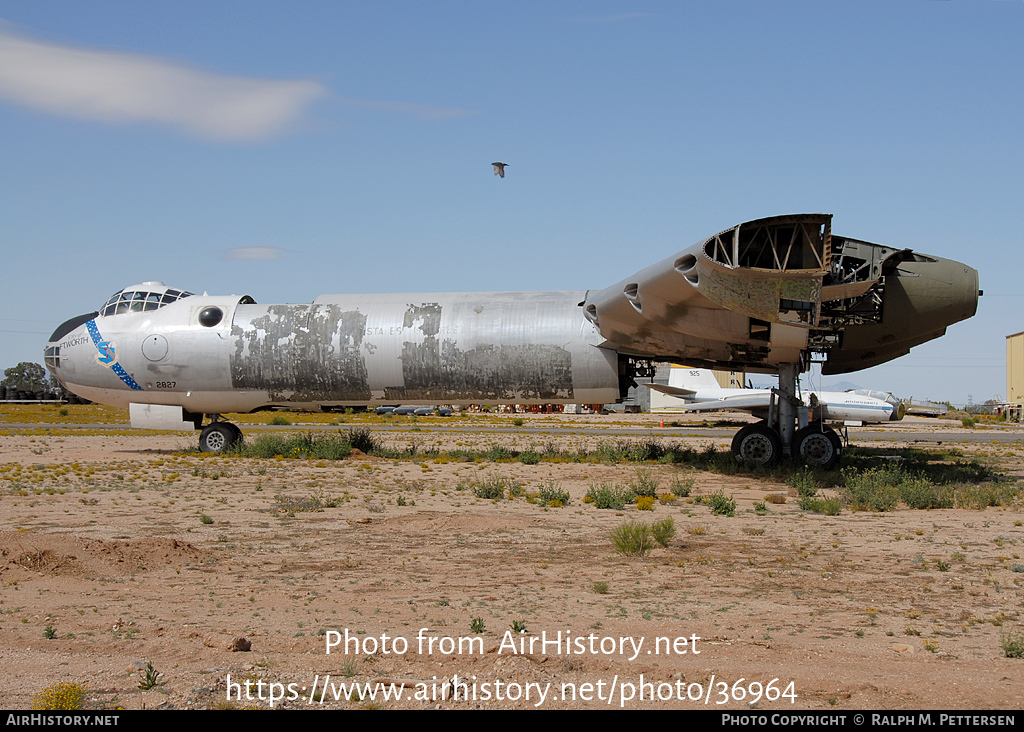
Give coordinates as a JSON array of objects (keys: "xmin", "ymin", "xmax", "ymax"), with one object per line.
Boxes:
[{"xmin": 100, "ymin": 286, "xmax": 193, "ymax": 317}]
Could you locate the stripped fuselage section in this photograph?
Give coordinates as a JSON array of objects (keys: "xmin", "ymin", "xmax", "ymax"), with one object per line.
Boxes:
[{"xmin": 47, "ymin": 289, "xmax": 620, "ymax": 414}]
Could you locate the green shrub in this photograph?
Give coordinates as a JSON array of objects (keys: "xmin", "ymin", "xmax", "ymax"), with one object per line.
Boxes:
[
  {"xmin": 788, "ymin": 469, "xmax": 820, "ymax": 499},
  {"xmin": 518, "ymin": 451, "xmax": 541, "ymax": 465},
  {"xmin": 274, "ymin": 489, "xmax": 340, "ymax": 513},
  {"xmin": 629, "ymin": 469, "xmax": 659, "ymax": 498},
  {"xmin": 819, "ymin": 497, "xmax": 842, "ymax": 515},
  {"xmin": 241, "ymin": 433, "xmax": 293, "ymax": 457},
  {"xmin": 954, "ymin": 482, "xmax": 1021, "ymax": 509},
  {"xmin": 307, "ymin": 436, "xmax": 356, "ymax": 460},
  {"xmin": 899, "ymin": 477, "xmax": 953, "ymax": 509},
  {"xmin": 472, "ymin": 475, "xmax": 515, "ymax": 499},
  {"xmin": 1001, "ymin": 629, "xmax": 1024, "ymax": 658},
  {"xmin": 341, "ymin": 657, "xmax": 360, "ymax": 677},
  {"xmin": 841, "ymin": 461, "xmax": 1017, "ymax": 511},
  {"xmin": 704, "ymin": 490, "xmax": 736, "ymax": 517},
  {"xmin": 843, "ymin": 466, "xmax": 902, "ymax": 511},
  {"xmin": 651, "ymin": 518, "xmax": 676, "ymax": 547},
  {"xmin": 239, "ymin": 433, "xmax": 353, "ymax": 460},
  {"xmin": 595, "ymin": 439, "xmax": 667, "ymax": 463},
  {"xmin": 138, "ymin": 661, "xmax": 162, "ymax": 690},
  {"xmin": 268, "ymin": 414, "xmax": 291, "ymax": 425},
  {"xmin": 798, "ymin": 496, "xmax": 842, "ymax": 515},
  {"xmin": 611, "ymin": 521, "xmax": 655, "ymax": 556},
  {"xmin": 537, "ymin": 482, "xmax": 570, "ymax": 506},
  {"xmin": 586, "ymin": 483, "xmax": 633, "ymax": 509},
  {"xmin": 669, "ymin": 474, "xmax": 694, "ymax": 497},
  {"xmin": 346, "ymin": 428, "xmax": 378, "ymax": 453},
  {"xmin": 486, "ymin": 444, "xmax": 514, "ymax": 461}
]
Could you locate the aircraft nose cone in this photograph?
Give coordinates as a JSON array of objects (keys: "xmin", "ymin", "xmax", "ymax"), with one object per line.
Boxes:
[
  {"xmin": 43, "ymin": 343, "xmax": 61, "ymax": 378},
  {"xmin": 44, "ymin": 333, "xmax": 80, "ymax": 383},
  {"xmin": 45, "ymin": 311, "xmax": 98, "ymax": 385}
]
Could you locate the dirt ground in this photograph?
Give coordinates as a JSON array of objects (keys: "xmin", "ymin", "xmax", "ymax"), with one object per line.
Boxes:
[{"xmin": 1, "ymin": 408, "xmax": 1022, "ymax": 710}]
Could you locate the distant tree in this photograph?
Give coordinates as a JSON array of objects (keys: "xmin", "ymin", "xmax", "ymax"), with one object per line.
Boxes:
[
  {"xmin": 2, "ymin": 362, "xmax": 49, "ymax": 393},
  {"xmin": 966, "ymin": 402, "xmax": 997, "ymax": 416}
]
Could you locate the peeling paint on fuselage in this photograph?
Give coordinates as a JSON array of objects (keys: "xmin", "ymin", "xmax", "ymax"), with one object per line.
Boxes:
[
  {"xmin": 390, "ymin": 301, "xmax": 575, "ymax": 401},
  {"xmin": 392, "ymin": 340, "xmax": 573, "ymax": 401},
  {"xmin": 225, "ymin": 292, "xmax": 617, "ymax": 407},
  {"xmin": 230, "ymin": 304, "xmax": 372, "ymax": 402}
]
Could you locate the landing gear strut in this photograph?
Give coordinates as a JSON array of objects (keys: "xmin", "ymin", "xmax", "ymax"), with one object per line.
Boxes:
[
  {"xmin": 198, "ymin": 417, "xmax": 242, "ymax": 453},
  {"xmin": 729, "ymin": 364, "xmax": 841, "ymax": 469}
]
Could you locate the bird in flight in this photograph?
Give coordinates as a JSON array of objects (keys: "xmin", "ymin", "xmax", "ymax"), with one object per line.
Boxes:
[{"xmin": 492, "ymin": 162, "xmax": 508, "ymax": 178}]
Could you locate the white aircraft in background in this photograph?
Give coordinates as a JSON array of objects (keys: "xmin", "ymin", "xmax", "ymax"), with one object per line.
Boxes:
[
  {"xmin": 649, "ymin": 367, "xmax": 904, "ymax": 423},
  {"xmin": 647, "ymin": 367, "xmax": 905, "ymax": 468}
]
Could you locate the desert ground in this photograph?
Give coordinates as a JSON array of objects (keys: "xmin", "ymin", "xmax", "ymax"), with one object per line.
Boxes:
[{"xmin": 1, "ymin": 404, "xmax": 1022, "ymax": 710}]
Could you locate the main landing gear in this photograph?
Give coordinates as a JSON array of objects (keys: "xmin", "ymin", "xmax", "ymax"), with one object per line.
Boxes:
[
  {"xmin": 793, "ymin": 422, "xmax": 842, "ymax": 469},
  {"xmin": 732, "ymin": 420, "xmax": 841, "ymax": 469},
  {"xmin": 728, "ymin": 364, "xmax": 843, "ymax": 470},
  {"xmin": 198, "ymin": 418, "xmax": 242, "ymax": 453}
]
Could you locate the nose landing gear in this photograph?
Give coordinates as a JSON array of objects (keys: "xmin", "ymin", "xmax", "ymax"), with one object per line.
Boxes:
[{"xmin": 199, "ymin": 419, "xmax": 242, "ymax": 453}]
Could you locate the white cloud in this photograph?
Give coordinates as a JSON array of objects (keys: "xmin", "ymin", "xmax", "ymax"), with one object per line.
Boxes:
[
  {"xmin": 0, "ymin": 26, "xmax": 326, "ymax": 141},
  {"xmin": 221, "ymin": 246, "xmax": 293, "ymax": 261}
]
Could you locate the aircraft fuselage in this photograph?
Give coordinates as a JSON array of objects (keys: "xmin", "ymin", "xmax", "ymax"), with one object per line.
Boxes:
[
  {"xmin": 46, "ymin": 289, "xmax": 621, "ymax": 414},
  {"xmin": 44, "ymin": 213, "xmax": 980, "ymax": 465}
]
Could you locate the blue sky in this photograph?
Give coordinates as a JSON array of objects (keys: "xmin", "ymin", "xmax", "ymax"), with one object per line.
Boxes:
[{"xmin": 1, "ymin": 1, "xmax": 1019, "ymax": 407}]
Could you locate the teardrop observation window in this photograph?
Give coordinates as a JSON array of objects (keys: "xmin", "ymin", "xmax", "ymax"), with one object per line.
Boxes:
[{"xmin": 199, "ymin": 307, "xmax": 223, "ymax": 327}]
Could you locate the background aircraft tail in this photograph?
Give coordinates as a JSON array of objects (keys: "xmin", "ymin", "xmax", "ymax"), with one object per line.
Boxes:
[{"xmin": 668, "ymin": 367, "xmax": 723, "ymax": 394}]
